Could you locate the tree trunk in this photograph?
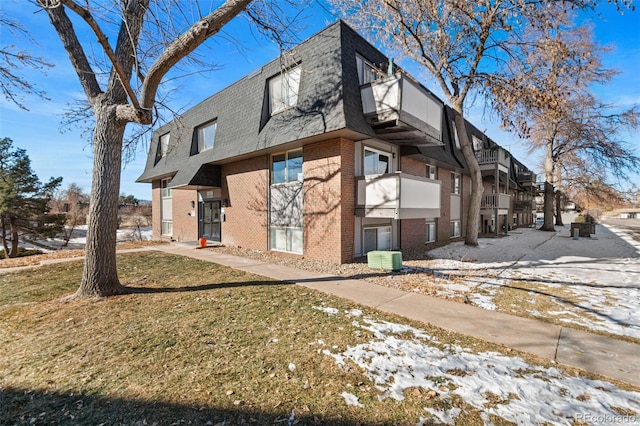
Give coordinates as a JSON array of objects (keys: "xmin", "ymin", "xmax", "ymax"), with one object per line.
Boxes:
[
  {"xmin": 555, "ymin": 190, "xmax": 564, "ymax": 226},
  {"xmin": 453, "ymin": 110, "xmax": 481, "ymax": 246},
  {"xmin": 9, "ymin": 217, "xmax": 19, "ymax": 258},
  {"xmin": 541, "ymin": 138, "xmax": 556, "ymax": 232},
  {"xmin": 76, "ymin": 105, "xmax": 127, "ymax": 297},
  {"xmin": 0, "ymin": 217, "xmax": 9, "ymax": 257}
]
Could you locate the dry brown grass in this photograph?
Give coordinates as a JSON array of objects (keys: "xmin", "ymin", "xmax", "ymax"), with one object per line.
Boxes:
[{"xmin": 1, "ymin": 251, "xmax": 631, "ymax": 425}]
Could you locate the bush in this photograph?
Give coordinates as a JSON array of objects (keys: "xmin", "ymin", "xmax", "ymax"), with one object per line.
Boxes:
[{"xmin": 0, "ymin": 247, "xmax": 43, "ymax": 259}]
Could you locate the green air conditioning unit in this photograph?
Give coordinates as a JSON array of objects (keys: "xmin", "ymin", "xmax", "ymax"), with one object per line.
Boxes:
[{"xmin": 367, "ymin": 251, "xmax": 403, "ymax": 271}]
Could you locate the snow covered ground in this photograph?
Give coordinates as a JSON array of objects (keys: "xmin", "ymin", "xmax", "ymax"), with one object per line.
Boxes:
[
  {"xmin": 314, "ymin": 307, "xmax": 640, "ymax": 425},
  {"xmin": 25, "ymin": 225, "xmax": 153, "ymax": 252},
  {"xmin": 425, "ymin": 219, "xmax": 640, "ymax": 340}
]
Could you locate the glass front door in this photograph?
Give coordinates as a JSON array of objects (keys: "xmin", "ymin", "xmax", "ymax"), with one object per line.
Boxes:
[{"xmin": 199, "ymin": 200, "xmax": 221, "ymax": 242}]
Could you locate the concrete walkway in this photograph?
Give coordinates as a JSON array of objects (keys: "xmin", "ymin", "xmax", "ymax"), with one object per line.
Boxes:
[{"xmin": 152, "ymin": 244, "xmax": 640, "ymax": 388}]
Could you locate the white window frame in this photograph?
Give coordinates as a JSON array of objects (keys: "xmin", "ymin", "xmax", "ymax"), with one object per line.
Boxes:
[
  {"xmin": 161, "ymin": 177, "xmax": 172, "ymax": 198},
  {"xmin": 356, "ymin": 55, "xmax": 380, "ymax": 85},
  {"xmin": 363, "ymin": 225, "xmax": 392, "ymax": 253},
  {"xmin": 472, "ymin": 135, "xmax": 483, "ymax": 152},
  {"xmin": 427, "ymin": 164, "xmax": 437, "ymax": 180},
  {"xmin": 197, "ymin": 121, "xmax": 217, "ymax": 152},
  {"xmin": 450, "ymin": 220, "xmax": 461, "ymax": 238},
  {"xmin": 451, "ymin": 172, "xmax": 461, "ymax": 195},
  {"xmin": 271, "ymin": 148, "xmax": 303, "ymax": 185},
  {"xmin": 269, "ymin": 65, "xmax": 302, "ymax": 115},
  {"xmin": 452, "ymin": 121, "xmax": 460, "ymax": 149},
  {"xmin": 270, "ymin": 226, "xmax": 303, "ymax": 254},
  {"xmin": 159, "ymin": 132, "xmax": 170, "ymax": 157},
  {"xmin": 426, "ymin": 221, "xmax": 436, "ymax": 243},
  {"xmin": 363, "ymin": 147, "xmax": 391, "ymax": 176},
  {"xmin": 161, "ymin": 178, "xmax": 172, "ymax": 236}
]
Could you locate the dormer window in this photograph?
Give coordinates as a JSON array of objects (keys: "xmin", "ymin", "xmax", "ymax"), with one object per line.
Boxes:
[
  {"xmin": 356, "ymin": 54, "xmax": 380, "ymax": 85},
  {"xmin": 269, "ymin": 65, "xmax": 301, "ymax": 114},
  {"xmin": 197, "ymin": 121, "xmax": 217, "ymax": 152},
  {"xmin": 159, "ymin": 132, "xmax": 170, "ymax": 157},
  {"xmin": 452, "ymin": 121, "xmax": 460, "ymax": 149},
  {"xmin": 472, "ymin": 135, "xmax": 483, "ymax": 152}
]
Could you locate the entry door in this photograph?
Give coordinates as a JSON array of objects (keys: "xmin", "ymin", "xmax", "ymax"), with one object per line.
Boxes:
[{"xmin": 199, "ymin": 200, "xmax": 221, "ymax": 242}]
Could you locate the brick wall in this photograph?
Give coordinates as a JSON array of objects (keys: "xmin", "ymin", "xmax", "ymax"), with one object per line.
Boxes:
[
  {"xmin": 221, "ymin": 156, "xmax": 269, "ymax": 251},
  {"xmin": 171, "ymin": 190, "xmax": 198, "ymax": 242},
  {"xmin": 151, "ymin": 180, "xmax": 199, "ymax": 242},
  {"xmin": 340, "ymin": 138, "xmax": 355, "ymax": 263},
  {"xmin": 303, "ymin": 137, "xmax": 355, "ymax": 263},
  {"xmin": 151, "ymin": 180, "xmax": 162, "ymax": 240},
  {"xmin": 438, "ymin": 169, "xmax": 452, "ymax": 241},
  {"xmin": 399, "ymin": 157, "xmax": 427, "ymax": 249},
  {"xmin": 462, "ymin": 174, "xmax": 472, "ymax": 237}
]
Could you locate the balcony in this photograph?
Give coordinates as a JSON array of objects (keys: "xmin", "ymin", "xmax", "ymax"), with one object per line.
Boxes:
[
  {"xmin": 517, "ymin": 171, "xmax": 537, "ymax": 188},
  {"xmin": 355, "ymin": 172, "xmax": 441, "ymax": 220},
  {"xmin": 514, "ymin": 199, "xmax": 535, "ymax": 212},
  {"xmin": 475, "ymin": 148, "xmax": 510, "ymax": 174},
  {"xmin": 361, "ymin": 73, "xmax": 443, "ymax": 146},
  {"xmin": 480, "ymin": 193, "xmax": 511, "ymax": 215}
]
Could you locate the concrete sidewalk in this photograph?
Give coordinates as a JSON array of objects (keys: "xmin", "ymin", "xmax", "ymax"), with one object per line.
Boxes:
[{"xmin": 152, "ymin": 244, "xmax": 640, "ymax": 388}]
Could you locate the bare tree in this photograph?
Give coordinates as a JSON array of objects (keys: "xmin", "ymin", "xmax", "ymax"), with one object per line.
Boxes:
[
  {"xmin": 0, "ymin": 17, "xmax": 53, "ymax": 109},
  {"xmin": 490, "ymin": 12, "xmax": 639, "ymax": 231},
  {"xmin": 20, "ymin": 0, "xmax": 298, "ymax": 297},
  {"xmin": 51, "ymin": 182, "xmax": 89, "ymax": 246},
  {"xmin": 332, "ymin": 0, "xmax": 616, "ymax": 245}
]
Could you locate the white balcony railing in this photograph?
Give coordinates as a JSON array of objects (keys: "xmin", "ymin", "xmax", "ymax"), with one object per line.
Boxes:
[
  {"xmin": 360, "ymin": 73, "xmax": 443, "ymax": 146},
  {"xmin": 475, "ymin": 148, "xmax": 510, "ymax": 170},
  {"xmin": 481, "ymin": 193, "xmax": 511, "ymax": 210},
  {"xmin": 355, "ymin": 172, "xmax": 441, "ymax": 219}
]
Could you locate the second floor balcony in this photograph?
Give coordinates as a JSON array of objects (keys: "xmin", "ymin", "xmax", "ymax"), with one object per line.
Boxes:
[
  {"xmin": 355, "ymin": 172, "xmax": 441, "ymax": 220},
  {"xmin": 475, "ymin": 148, "xmax": 510, "ymax": 174},
  {"xmin": 480, "ymin": 192, "xmax": 511, "ymax": 214},
  {"xmin": 514, "ymin": 199, "xmax": 535, "ymax": 212},
  {"xmin": 517, "ymin": 171, "xmax": 537, "ymax": 188},
  {"xmin": 361, "ymin": 73, "xmax": 443, "ymax": 147}
]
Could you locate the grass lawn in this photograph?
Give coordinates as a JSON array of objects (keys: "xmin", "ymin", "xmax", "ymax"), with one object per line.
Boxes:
[{"xmin": 1, "ymin": 251, "xmax": 638, "ymax": 425}]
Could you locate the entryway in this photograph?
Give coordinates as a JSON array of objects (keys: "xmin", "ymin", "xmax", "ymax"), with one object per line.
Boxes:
[{"xmin": 199, "ymin": 200, "xmax": 221, "ymax": 242}]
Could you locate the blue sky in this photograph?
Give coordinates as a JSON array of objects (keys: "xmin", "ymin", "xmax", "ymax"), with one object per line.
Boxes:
[{"xmin": 1, "ymin": 1, "xmax": 638, "ymax": 200}]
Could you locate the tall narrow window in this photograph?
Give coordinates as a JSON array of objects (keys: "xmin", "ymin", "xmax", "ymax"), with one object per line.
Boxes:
[
  {"xmin": 451, "ymin": 172, "xmax": 461, "ymax": 195},
  {"xmin": 271, "ymin": 148, "xmax": 303, "ymax": 184},
  {"xmin": 161, "ymin": 178, "xmax": 172, "ymax": 236},
  {"xmin": 427, "ymin": 165, "xmax": 437, "ymax": 180},
  {"xmin": 364, "ymin": 147, "xmax": 390, "ymax": 175},
  {"xmin": 159, "ymin": 133, "xmax": 170, "ymax": 157},
  {"xmin": 426, "ymin": 221, "xmax": 436, "ymax": 243},
  {"xmin": 269, "ymin": 65, "xmax": 301, "ymax": 114},
  {"xmin": 450, "ymin": 221, "xmax": 461, "ymax": 238},
  {"xmin": 197, "ymin": 121, "xmax": 217, "ymax": 152}
]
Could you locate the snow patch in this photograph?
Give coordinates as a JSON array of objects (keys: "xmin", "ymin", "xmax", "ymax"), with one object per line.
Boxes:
[{"xmin": 319, "ymin": 309, "xmax": 640, "ymax": 423}]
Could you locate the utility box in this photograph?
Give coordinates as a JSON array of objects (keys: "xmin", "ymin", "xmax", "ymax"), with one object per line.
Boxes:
[
  {"xmin": 571, "ymin": 222, "xmax": 595, "ymax": 237},
  {"xmin": 367, "ymin": 251, "xmax": 403, "ymax": 271}
]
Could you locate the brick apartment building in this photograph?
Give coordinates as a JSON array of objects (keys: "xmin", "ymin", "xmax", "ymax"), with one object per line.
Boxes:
[{"xmin": 137, "ymin": 21, "xmax": 536, "ymax": 264}]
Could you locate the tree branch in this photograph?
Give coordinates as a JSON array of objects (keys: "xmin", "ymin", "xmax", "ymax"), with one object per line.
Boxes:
[
  {"xmin": 60, "ymin": 0, "xmax": 142, "ymax": 112},
  {"xmin": 41, "ymin": 2, "xmax": 102, "ymax": 103},
  {"xmin": 139, "ymin": 0, "xmax": 252, "ymax": 110}
]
